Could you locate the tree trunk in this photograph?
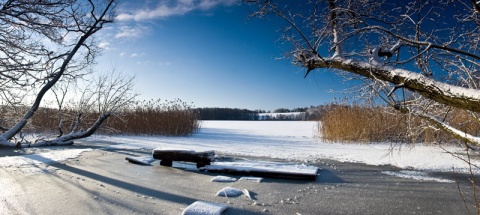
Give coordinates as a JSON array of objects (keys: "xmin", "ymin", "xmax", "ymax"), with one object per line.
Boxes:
[{"xmin": 33, "ymin": 112, "xmax": 111, "ymax": 147}]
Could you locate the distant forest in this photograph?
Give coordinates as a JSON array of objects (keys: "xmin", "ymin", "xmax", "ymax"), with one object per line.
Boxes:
[{"xmin": 195, "ymin": 106, "xmax": 327, "ymax": 121}]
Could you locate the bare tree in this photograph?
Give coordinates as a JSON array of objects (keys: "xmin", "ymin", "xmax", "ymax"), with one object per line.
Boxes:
[
  {"xmin": 34, "ymin": 70, "xmax": 137, "ymax": 146},
  {"xmin": 247, "ymin": 0, "xmax": 480, "ymax": 147},
  {"xmin": 0, "ymin": 0, "xmax": 117, "ymax": 147}
]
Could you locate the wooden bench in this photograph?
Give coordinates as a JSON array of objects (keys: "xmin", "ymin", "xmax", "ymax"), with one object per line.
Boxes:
[{"xmin": 152, "ymin": 148, "xmax": 215, "ymax": 168}]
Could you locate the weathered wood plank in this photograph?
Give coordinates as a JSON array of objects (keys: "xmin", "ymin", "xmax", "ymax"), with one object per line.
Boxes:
[
  {"xmin": 152, "ymin": 148, "xmax": 215, "ymax": 168},
  {"xmin": 202, "ymin": 161, "xmax": 319, "ymax": 180}
]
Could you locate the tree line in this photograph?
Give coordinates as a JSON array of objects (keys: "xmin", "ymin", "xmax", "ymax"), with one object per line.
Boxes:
[{"xmin": 195, "ymin": 106, "xmax": 326, "ymax": 121}]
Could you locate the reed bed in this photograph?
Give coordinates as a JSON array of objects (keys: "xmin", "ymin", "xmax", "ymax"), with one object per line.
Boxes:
[
  {"xmin": 319, "ymin": 103, "xmax": 480, "ymax": 144},
  {"xmin": 21, "ymin": 98, "xmax": 200, "ymax": 137}
]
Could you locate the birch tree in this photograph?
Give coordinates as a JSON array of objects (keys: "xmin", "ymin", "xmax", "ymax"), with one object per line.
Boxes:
[
  {"xmin": 0, "ymin": 0, "xmax": 118, "ymax": 147},
  {"xmin": 247, "ymin": 0, "xmax": 480, "ymax": 147}
]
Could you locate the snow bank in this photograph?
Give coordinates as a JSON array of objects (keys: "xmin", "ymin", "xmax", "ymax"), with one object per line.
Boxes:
[{"xmin": 88, "ymin": 121, "xmax": 478, "ymax": 173}]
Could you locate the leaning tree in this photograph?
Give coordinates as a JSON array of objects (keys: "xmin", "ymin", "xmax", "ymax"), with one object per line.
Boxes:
[
  {"xmin": 0, "ymin": 0, "xmax": 128, "ymax": 148},
  {"xmin": 247, "ymin": 0, "xmax": 480, "ymax": 147}
]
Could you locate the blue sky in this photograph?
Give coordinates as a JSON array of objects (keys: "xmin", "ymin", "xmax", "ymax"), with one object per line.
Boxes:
[{"xmin": 95, "ymin": 0, "xmax": 347, "ymax": 111}]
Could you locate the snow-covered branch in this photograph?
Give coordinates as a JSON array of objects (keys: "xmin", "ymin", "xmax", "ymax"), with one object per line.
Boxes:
[
  {"xmin": 395, "ymin": 106, "xmax": 480, "ymax": 146},
  {"xmin": 296, "ymin": 56, "xmax": 480, "ymax": 112}
]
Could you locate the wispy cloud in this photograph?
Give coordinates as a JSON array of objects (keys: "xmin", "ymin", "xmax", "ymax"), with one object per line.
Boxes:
[
  {"xmin": 116, "ymin": 0, "xmax": 237, "ymax": 22},
  {"xmin": 115, "ymin": 25, "xmax": 150, "ymax": 39},
  {"xmin": 130, "ymin": 53, "xmax": 146, "ymax": 58}
]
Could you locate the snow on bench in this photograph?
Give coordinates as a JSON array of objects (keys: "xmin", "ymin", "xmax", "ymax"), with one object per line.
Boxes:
[
  {"xmin": 201, "ymin": 160, "xmax": 319, "ymax": 180},
  {"xmin": 152, "ymin": 148, "xmax": 215, "ymax": 168}
]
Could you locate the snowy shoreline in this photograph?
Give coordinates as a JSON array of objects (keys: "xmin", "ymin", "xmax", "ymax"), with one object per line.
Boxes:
[{"xmin": 87, "ymin": 120, "xmax": 477, "ymax": 173}]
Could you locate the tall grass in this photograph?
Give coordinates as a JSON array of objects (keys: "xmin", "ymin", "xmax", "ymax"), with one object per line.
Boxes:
[
  {"xmin": 320, "ymin": 103, "xmax": 480, "ymax": 144},
  {"xmin": 23, "ymin": 98, "xmax": 200, "ymax": 137},
  {"xmin": 107, "ymin": 99, "xmax": 200, "ymax": 136}
]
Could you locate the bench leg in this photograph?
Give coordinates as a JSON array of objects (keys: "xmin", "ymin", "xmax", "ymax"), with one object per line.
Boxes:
[
  {"xmin": 196, "ymin": 161, "xmax": 210, "ymax": 169},
  {"xmin": 160, "ymin": 160, "xmax": 173, "ymax": 167}
]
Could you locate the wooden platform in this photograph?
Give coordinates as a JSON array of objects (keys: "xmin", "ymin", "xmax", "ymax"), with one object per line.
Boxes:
[
  {"xmin": 152, "ymin": 148, "xmax": 215, "ymax": 168},
  {"xmin": 201, "ymin": 161, "xmax": 319, "ymax": 180}
]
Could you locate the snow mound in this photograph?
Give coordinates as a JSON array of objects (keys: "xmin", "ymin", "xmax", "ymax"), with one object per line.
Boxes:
[
  {"xmin": 182, "ymin": 201, "xmax": 228, "ymax": 215},
  {"xmin": 211, "ymin": 176, "xmax": 237, "ymax": 182},
  {"xmin": 216, "ymin": 187, "xmax": 243, "ymax": 197},
  {"xmin": 382, "ymin": 170, "xmax": 454, "ymax": 183}
]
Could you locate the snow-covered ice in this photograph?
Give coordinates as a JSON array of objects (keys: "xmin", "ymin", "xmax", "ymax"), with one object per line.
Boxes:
[
  {"xmin": 382, "ymin": 170, "xmax": 454, "ymax": 183},
  {"xmin": 182, "ymin": 201, "xmax": 228, "ymax": 215},
  {"xmin": 0, "ymin": 148, "xmax": 92, "ymax": 167},
  {"xmin": 89, "ymin": 121, "xmax": 478, "ymax": 173},
  {"xmin": 0, "ymin": 148, "xmax": 92, "ymax": 174}
]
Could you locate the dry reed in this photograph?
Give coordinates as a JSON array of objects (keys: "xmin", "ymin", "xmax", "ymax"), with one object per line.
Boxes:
[
  {"xmin": 320, "ymin": 103, "xmax": 480, "ymax": 144},
  {"xmin": 11, "ymin": 98, "xmax": 200, "ymax": 137}
]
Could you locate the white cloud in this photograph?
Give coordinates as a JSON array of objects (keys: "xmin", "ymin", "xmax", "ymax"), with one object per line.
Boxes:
[
  {"xmin": 115, "ymin": 25, "xmax": 150, "ymax": 39},
  {"xmin": 116, "ymin": 0, "xmax": 237, "ymax": 21},
  {"xmin": 130, "ymin": 53, "xmax": 146, "ymax": 58},
  {"xmin": 119, "ymin": 52, "xmax": 126, "ymax": 57},
  {"xmin": 98, "ymin": 42, "xmax": 110, "ymax": 50},
  {"xmin": 198, "ymin": 0, "xmax": 237, "ymax": 10}
]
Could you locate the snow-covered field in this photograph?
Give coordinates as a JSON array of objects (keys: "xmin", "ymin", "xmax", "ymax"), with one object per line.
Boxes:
[
  {"xmin": 0, "ymin": 121, "xmax": 477, "ymax": 176},
  {"xmin": 92, "ymin": 121, "xmax": 477, "ymax": 173}
]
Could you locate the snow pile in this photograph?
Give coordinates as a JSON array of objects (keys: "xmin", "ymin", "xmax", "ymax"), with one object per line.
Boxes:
[
  {"xmin": 215, "ymin": 187, "xmax": 244, "ymax": 197},
  {"xmin": 382, "ymin": 171, "xmax": 454, "ymax": 183},
  {"xmin": 182, "ymin": 201, "xmax": 228, "ymax": 215},
  {"xmin": 88, "ymin": 121, "xmax": 479, "ymax": 173},
  {"xmin": 211, "ymin": 176, "xmax": 237, "ymax": 182}
]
